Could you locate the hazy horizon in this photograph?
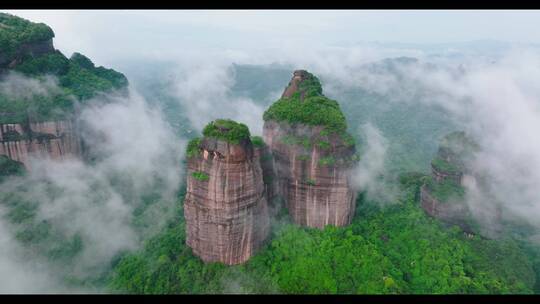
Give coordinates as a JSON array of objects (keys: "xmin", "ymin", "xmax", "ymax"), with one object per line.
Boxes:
[{"xmin": 4, "ymin": 10, "xmax": 540, "ymax": 69}]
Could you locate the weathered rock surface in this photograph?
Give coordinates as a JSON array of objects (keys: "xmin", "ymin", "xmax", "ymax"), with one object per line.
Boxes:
[
  {"xmin": 281, "ymin": 70, "xmax": 310, "ymax": 100},
  {"xmin": 254, "ymin": 143, "xmax": 280, "ymax": 215},
  {"xmin": 0, "ymin": 120, "xmax": 81, "ymax": 170},
  {"xmin": 184, "ymin": 136, "xmax": 270, "ymax": 265},
  {"xmin": 420, "ymin": 131, "xmax": 502, "ymax": 238},
  {"xmin": 420, "ymin": 184, "xmax": 473, "ymax": 233},
  {"xmin": 262, "ymin": 70, "xmax": 358, "ymax": 228},
  {"xmin": 263, "ymin": 120, "xmax": 357, "ymax": 228}
]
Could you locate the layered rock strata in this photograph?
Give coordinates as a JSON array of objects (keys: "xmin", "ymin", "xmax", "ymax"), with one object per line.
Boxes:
[
  {"xmin": 263, "ymin": 121, "xmax": 357, "ymax": 228},
  {"xmin": 263, "ymin": 70, "xmax": 358, "ymax": 229},
  {"xmin": 184, "ymin": 123, "xmax": 270, "ymax": 265},
  {"xmin": 420, "ymin": 184, "xmax": 473, "ymax": 232},
  {"xmin": 253, "ymin": 143, "xmax": 279, "ymax": 215},
  {"xmin": 0, "ymin": 120, "xmax": 81, "ymax": 170}
]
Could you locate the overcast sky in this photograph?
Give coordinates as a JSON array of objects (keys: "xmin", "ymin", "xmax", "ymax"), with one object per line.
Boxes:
[{"xmin": 4, "ymin": 10, "xmax": 540, "ymax": 68}]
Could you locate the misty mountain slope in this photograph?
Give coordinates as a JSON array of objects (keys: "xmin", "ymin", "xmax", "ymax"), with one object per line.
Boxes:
[
  {"xmin": 0, "ymin": 12, "xmax": 127, "ymax": 123},
  {"xmin": 0, "ymin": 14, "xmax": 184, "ymax": 292},
  {"xmin": 334, "ymin": 87, "xmax": 456, "ymax": 174},
  {"xmin": 2, "ymin": 12, "xmax": 540, "ymax": 295},
  {"xmin": 119, "ymin": 58, "xmax": 456, "ymax": 174},
  {"xmin": 320, "ymin": 57, "xmax": 459, "ymax": 174},
  {"xmin": 229, "ymin": 63, "xmax": 293, "ymax": 104},
  {"xmin": 108, "ymin": 62, "xmax": 540, "ymax": 295}
]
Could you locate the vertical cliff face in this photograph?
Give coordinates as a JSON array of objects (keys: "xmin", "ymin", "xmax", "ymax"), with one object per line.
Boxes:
[
  {"xmin": 0, "ymin": 119, "xmax": 81, "ymax": 170},
  {"xmin": 184, "ymin": 120, "xmax": 270, "ymax": 265},
  {"xmin": 263, "ymin": 70, "xmax": 358, "ymax": 229},
  {"xmin": 420, "ymin": 131, "xmax": 501, "ymax": 238},
  {"xmin": 252, "ymin": 138, "xmax": 280, "ymax": 215}
]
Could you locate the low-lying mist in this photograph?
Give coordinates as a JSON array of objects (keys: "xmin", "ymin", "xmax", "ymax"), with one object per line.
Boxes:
[
  {"xmin": 0, "ymin": 83, "xmax": 185, "ymax": 292},
  {"xmin": 119, "ymin": 45, "xmax": 540, "ymax": 237},
  {"xmin": 3, "ymin": 40, "xmax": 540, "ymax": 292}
]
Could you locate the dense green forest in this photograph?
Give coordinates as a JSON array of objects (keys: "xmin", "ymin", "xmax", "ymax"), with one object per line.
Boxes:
[
  {"xmin": 0, "ymin": 50, "xmax": 128, "ymax": 123},
  {"xmin": 0, "ymin": 13, "xmax": 54, "ymax": 58},
  {"xmin": 91, "ymin": 61, "xmax": 540, "ymax": 295},
  {"xmin": 0, "ymin": 13, "xmax": 128, "ymax": 123},
  {"xmin": 2, "ymin": 14, "xmax": 540, "ymax": 294},
  {"xmin": 202, "ymin": 119, "xmax": 251, "ymax": 144},
  {"xmin": 108, "ymin": 175, "xmax": 538, "ymax": 294}
]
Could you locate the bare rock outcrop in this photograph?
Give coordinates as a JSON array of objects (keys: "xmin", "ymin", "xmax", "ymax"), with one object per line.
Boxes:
[
  {"xmin": 263, "ymin": 121, "xmax": 357, "ymax": 228},
  {"xmin": 420, "ymin": 184, "xmax": 474, "ymax": 233},
  {"xmin": 263, "ymin": 70, "xmax": 358, "ymax": 229},
  {"xmin": 281, "ymin": 70, "xmax": 310, "ymax": 100},
  {"xmin": 183, "ymin": 120, "xmax": 270, "ymax": 265},
  {"xmin": 253, "ymin": 142, "xmax": 280, "ymax": 215},
  {"xmin": 0, "ymin": 120, "xmax": 82, "ymax": 170}
]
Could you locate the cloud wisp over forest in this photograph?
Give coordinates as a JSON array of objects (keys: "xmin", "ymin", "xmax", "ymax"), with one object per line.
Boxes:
[
  {"xmin": 3, "ymin": 10, "xmax": 540, "ymax": 292},
  {"xmin": 0, "ymin": 76, "xmax": 185, "ymax": 292}
]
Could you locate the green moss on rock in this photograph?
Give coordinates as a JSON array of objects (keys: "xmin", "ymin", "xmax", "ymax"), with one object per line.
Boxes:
[
  {"xmin": 426, "ymin": 177, "xmax": 465, "ymax": 202},
  {"xmin": 186, "ymin": 137, "xmax": 202, "ymax": 158},
  {"xmin": 0, "ymin": 14, "xmax": 128, "ymax": 124},
  {"xmin": 318, "ymin": 156, "xmax": 336, "ymax": 166},
  {"xmin": 263, "ymin": 70, "xmax": 355, "ymax": 146},
  {"xmin": 191, "ymin": 171, "xmax": 209, "ymax": 182},
  {"xmin": 251, "ymin": 136, "xmax": 265, "ymax": 148},
  {"xmin": 202, "ymin": 119, "xmax": 250, "ymax": 145}
]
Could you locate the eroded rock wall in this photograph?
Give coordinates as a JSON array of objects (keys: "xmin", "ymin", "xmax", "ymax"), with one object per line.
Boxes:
[
  {"xmin": 263, "ymin": 120, "xmax": 357, "ymax": 228},
  {"xmin": 420, "ymin": 184, "xmax": 473, "ymax": 232},
  {"xmin": 254, "ymin": 144, "xmax": 279, "ymax": 216},
  {"xmin": 183, "ymin": 137, "xmax": 270, "ymax": 265},
  {"xmin": 0, "ymin": 120, "xmax": 81, "ymax": 170}
]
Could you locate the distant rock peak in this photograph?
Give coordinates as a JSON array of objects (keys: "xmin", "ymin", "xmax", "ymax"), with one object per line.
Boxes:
[
  {"xmin": 281, "ymin": 69, "xmax": 321, "ymax": 100},
  {"xmin": 264, "ymin": 70, "xmax": 358, "ymax": 229}
]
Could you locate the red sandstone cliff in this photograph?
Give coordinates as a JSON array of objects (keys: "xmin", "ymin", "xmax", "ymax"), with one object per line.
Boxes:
[
  {"xmin": 184, "ymin": 135, "xmax": 270, "ymax": 265},
  {"xmin": 0, "ymin": 120, "xmax": 81, "ymax": 170},
  {"xmin": 263, "ymin": 121, "xmax": 357, "ymax": 228},
  {"xmin": 263, "ymin": 70, "xmax": 357, "ymax": 229}
]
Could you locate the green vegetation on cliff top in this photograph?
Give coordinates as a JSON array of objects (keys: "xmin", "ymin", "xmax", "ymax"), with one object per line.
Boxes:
[
  {"xmin": 0, "ymin": 14, "xmax": 128, "ymax": 123},
  {"xmin": 251, "ymin": 136, "xmax": 265, "ymax": 148},
  {"xmin": 202, "ymin": 119, "xmax": 251, "ymax": 145},
  {"xmin": 0, "ymin": 13, "xmax": 54, "ymax": 58},
  {"xmin": 426, "ymin": 176, "xmax": 466, "ymax": 203},
  {"xmin": 186, "ymin": 137, "xmax": 202, "ymax": 158},
  {"xmin": 263, "ymin": 71, "xmax": 352, "ymax": 143},
  {"xmin": 431, "ymin": 156, "xmax": 462, "ymax": 174}
]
